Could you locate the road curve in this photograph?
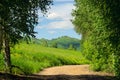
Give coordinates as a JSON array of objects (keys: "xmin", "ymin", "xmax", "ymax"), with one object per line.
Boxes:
[{"xmin": 37, "ymin": 65, "xmax": 112, "ymax": 76}]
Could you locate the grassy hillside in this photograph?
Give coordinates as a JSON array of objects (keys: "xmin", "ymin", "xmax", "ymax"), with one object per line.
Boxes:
[{"xmin": 0, "ymin": 43, "xmax": 89, "ymax": 75}]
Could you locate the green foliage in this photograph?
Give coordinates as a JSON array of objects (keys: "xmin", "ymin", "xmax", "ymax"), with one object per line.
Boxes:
[
  {"xmin": 50, "ymin": 36, "xmax": 80, "ymax": 49},
  {"xmin": 0, "ymin": 54, "xmax": 4, "ymax": 71},
  {"xmin": 0, "ymin": 0, "xmax": 53, "ymax": 73},
  {"xmin": 41, "ymin": 39, "xmax": 48, "ymax": 47},
  {"xmin": 72, "ymin": 0, "xmax": 120, "ymax": 77},
  {"xmin": 0, "ymin": 43, "xmax": 89, "ymax": 74},
  {"xmin": 0, "ymin": 0, "xmax": 53, "ymax": 43},
  {"xmin": 68, "ymin": 44, "xmax": 76, "ymax": 50},
  {"xmin": 34, "ymin": 36, "xmax": 80, "ymax": 50},
  {"xmin": 51, "ymin": 42, "xmax": 58, "ymax": 48}
]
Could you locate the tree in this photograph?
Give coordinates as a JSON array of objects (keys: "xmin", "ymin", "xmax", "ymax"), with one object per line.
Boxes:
[
  {"xmin": 68, "ymin": 44, "xmax": 76, "ymax": 50},
  {"xmin": 51, "ymin": 42, "xmax": 57, "ymax": 48},
  {"xmin": 41, "ymin": 39, "xmax": 48, "ymax": 47},
  {"xmin": 0, "ymin": 0, "xmax": 52, "ymax": 73},
  {"xmin": 0, "ymin": 26, "xmax": 2, "ymax": 51},
  {"xmin": 72, "ymin": 0, "xmax": 120, "ymax": 78}
]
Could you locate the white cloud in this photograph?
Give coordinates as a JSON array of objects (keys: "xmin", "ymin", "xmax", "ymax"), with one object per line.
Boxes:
[
  {"xmin": 47, "ymin": 12, "xmax": 60, "ymax": 19},
  {"xmin": 36, "ymin": 26, "xmax": 43, "ymax": 29},
  {"xmin": 37, "ymin": 20, "xmax": 73, "ymax": 29},
  {"xmin": 48, "ymin": 31, "xmax": 56, "ymax": 34},
  {"xmin": 46, "ymin": 3, "xmax": 75, "ymax": 20},
  {"xmin": 37, "ymin": 1, "xmax": 75, "ymax": 30},
  {"xmin": 48, "ymin": 21, "xmax": 73, "ymax": 29},
  {"xmin": 35, "ymin": 1, "xmax": 81, "ymax": 39}
]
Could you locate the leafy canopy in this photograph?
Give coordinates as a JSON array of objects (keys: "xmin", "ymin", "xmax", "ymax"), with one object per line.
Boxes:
[
  {"xmin": 0, "ymin": 0, "xmax": 53, "ymax": 43},
  {"xmin": 72, "ymin": 0, "xmax": 120, "ymax": 77}
]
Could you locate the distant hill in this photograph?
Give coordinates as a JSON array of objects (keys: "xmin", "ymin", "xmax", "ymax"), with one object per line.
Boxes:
[
  {"xmin": 32, "ymin": 36, "xmax": 80, "ymax": 50},
  {"xmin": 49, "ymin": 36, "xmax": 80, "ymax": 50}
]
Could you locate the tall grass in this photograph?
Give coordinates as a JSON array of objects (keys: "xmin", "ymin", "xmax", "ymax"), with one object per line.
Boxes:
[
  {"xmin": 0, "ymin": 43, "xmax": 89, "ymax": 74},
  {"xmin": 0, "ymin": 53, "xmax": 4, "ymax": 71}
]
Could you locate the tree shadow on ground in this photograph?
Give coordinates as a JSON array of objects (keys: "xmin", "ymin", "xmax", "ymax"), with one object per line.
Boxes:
[{"xmin": 0, "ymin": 72, "xmax": 116, "ymax": 80}]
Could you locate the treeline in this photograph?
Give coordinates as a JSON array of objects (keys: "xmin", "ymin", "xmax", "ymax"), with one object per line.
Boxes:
[
  {"xmin": 72, "ymin": 0, "xmax": 120, "ymax": 78},
  {"xmin": 31, "ymin": 36, "xmax": 80, "ymax": 50}
]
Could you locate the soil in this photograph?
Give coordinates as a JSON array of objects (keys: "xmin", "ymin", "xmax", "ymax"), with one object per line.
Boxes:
[
  {"xmin": 0, "ymin": 65, "xmax": 115, "ymax": 80},
  {"xmin": 37, "ymin": 65, "xmax": 113, "ymax": 76}
]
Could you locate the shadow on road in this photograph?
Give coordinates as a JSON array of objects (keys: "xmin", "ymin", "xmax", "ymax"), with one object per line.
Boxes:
[{"xmin": 0, "ymin": 72, "xmax": 116, "ymax": 80}]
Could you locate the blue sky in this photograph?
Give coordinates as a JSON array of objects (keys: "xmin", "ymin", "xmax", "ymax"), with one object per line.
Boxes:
[{"xmin": 35, "ymin": 0, "xmax": 81, "ymax": 40}]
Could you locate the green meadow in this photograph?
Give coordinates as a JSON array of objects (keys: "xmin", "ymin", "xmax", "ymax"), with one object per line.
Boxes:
[{"xmin": 0, "ymin": 43, "xmax": 89, "ymax": 75}]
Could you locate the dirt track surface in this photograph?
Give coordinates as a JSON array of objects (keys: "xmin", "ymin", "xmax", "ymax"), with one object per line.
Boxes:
[
  {"xmin": 0, "ymin": 65, "xmax": 115, "ymax": 80},
  {"xmin": 38, "ymin": 65, "xmax": 112, "ymax": 76}
]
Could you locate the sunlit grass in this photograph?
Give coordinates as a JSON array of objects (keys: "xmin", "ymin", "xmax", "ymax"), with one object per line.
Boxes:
[{"xmin": 0, "ymin": 43, "xmax": 89, "ymax": 74}]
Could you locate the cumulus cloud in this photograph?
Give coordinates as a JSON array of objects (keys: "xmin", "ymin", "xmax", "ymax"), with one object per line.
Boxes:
[
  {"xmin": 48, "ymin": 31, "xmax": 56, "ymax": 34},
  {"xmin": 46, "ymin": 3, "xmax": 75, "ymax": 20},
  {"xmin": 37, "ymin": 20, "xmax": 73, "ymax": 29},
  {"xmin": 35, "ymin": 0, "xmax": 81, "ymax": 39},
  {"xmin": 37, "ymin": 1, "xmax": 75, "ymax": 30},
  {"xmin": 47, "ymin": 12, "xmax": 60, "ymax": 19},
  {"xmin": 48, "ymin": 21, "xmax": 73, "ymax": 29},
  {"xmin": 36, "ymin": 26, "xmax": 44, "ymax": 29}
]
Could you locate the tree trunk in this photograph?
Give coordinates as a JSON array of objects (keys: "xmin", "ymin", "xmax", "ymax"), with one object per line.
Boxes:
[
  {"xmin": 3, "ymin": 33, "xmax": 11, "ymax": 73},
  {"xmin": 0, "ymin": 26, "xmax": 2, "ymax": 51}
]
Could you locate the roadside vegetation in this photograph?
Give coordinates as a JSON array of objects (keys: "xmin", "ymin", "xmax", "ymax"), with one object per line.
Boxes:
[
  {"xmin": 0, "ymin": 42, "xmax": 89, "ymax": 75},
  {"xmin": 72, "ymin": 0, "xmax": 120, "ymax": 78},
  {"xmin": 32, "ymin": 36, "xmax": 80, "ymax": 50}
]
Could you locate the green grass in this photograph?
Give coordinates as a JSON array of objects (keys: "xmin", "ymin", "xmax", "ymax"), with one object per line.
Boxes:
[
  {"xmin": 0, "ymin": 43, "xmax": 89, "ymax": 74},
  {"xmin": 0, "ymin": 53, "xmax": 4, "ymax": 71}
]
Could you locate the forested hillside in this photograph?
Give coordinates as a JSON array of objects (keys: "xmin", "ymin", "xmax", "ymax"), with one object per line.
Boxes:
[{"xmin": 32, "ymin": 36, "xmax": 80, "ymax": 50}]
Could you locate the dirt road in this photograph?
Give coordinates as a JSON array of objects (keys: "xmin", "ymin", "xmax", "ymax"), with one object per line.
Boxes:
[
  {"xmin": 38, "ymin": 65, "xmax": 112, "ymax": 76},
  {"xmin": 35, "ymin": 65, "xmax": 114, "ymax": 80},
  {"xmin": 0, "ymin": 65, "xmax": 115, "ymax": 80}
]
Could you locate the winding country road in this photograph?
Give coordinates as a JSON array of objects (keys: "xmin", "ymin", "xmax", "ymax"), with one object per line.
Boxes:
[
  {"xmin": 38, "ymin": 65, "xmax": 112, "ymax": 76},
  {"xmin": 0, "ymin": 65, "xmax": 115, "ymax": 80},
  {"xmin": 32, "ymin": 65, "xmax": 115, "ymax": 80}
]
